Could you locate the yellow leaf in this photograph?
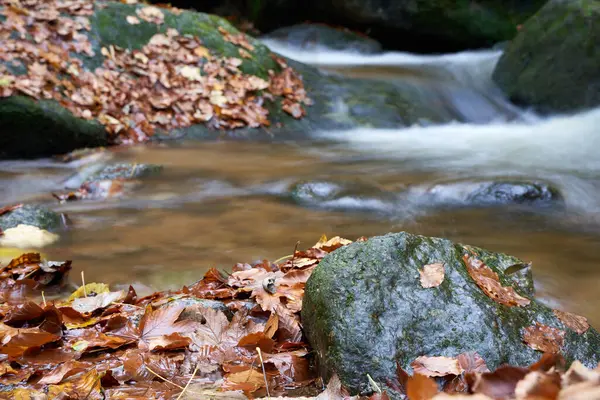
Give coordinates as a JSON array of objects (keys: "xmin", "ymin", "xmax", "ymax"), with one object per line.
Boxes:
[{"xmin": 68, "ymin": 283, "xmax": 110, "ymax": 301}]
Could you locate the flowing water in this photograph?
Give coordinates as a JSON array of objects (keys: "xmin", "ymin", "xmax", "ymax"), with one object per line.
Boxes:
[{"xmin": 2, "ymin": 41, "xmax": 600, "ymax": 326}]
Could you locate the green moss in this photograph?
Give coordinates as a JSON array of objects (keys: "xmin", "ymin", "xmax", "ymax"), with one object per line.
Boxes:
[
  {"xmin": 0, "ymin": 96, "xmax": 107, "ymax": 160},
  {"xmin": 0, "ymin": 205, "xmax": 61, "ymax": 231}
]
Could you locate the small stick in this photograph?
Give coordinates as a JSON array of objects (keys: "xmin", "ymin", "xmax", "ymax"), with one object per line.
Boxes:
[
  {"xmin": 256, "ymin": 347, "xmax": 270, "ymax": 399},
  {"xmin": 290, "ymin": 241, "xmax": 300, "ymax": 269},
  {"xmin": 41, "ymin": 291, "xmax": 47, "ymax": 307},
  {"xmin": 81, "ymin": 271, "xmax": 87, "ymax": 297},
  {"xmin": 176, "ymin": 365, "xmax": 199, "ymax": 400},
  {"xmin": 144, "ymin": 366, "xmax": 185, "ymax": 390},
  {"xmin": 273, "ymin": 254, "xmax": 293, "ymax": 264}
]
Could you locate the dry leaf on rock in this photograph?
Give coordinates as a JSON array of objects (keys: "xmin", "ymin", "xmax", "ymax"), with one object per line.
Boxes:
[
  {"xmin": 522, "ymin": 323, "xmax": 565, "ymax": 354},
  {"xmin": 419, "ymin": 263, "xmax": 445, "ymax": 288},
  {"xmin": 136, "ymin": 6, "xmax": 164, "ymax": 24},
  {"xmin": 126, "ymin": 15, "xmax": 140, "ymax": 25},
  {"xmin": 463, "ymin": 254, "xmax": 530, "ymax": 307},
  {"xmin": 412, "ymin": 356, "xmax": 463, "ymax": 377},
  {"xmin": 554, "ymin": 309, "xmax": 589, "ymax": 335}
]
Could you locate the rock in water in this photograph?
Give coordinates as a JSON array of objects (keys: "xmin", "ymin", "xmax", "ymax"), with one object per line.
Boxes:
[
  {"xmin": 262, "ymin": 24, "xmax": 382, "ymax": 54},
  {"xmin": 493, "ymin": 0, "xmax": 600, "ymax": 113},
  {"xmin": 302, "ymin": 232, "xmax": 600, "ymax": 394},
  {"xmin": 0, "ymin": 205, "xmax": 61, "ymax": 231}
]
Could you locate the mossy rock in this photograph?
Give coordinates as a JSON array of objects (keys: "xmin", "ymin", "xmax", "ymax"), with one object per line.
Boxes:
[
  {"xmin": 315, "ymin": 0, "xmax": 547, "ymax": 51},
  {"xmin": 302, "ymin": 232, "xmax": 600, "ymax": 395},
  {"xmin": 493, "ymin": 0, "xmax": 600, "ymax": 113},
  {"xmin": 262, "ymin": 24, "xmax": 382, "ymax": 53},
  {"xmin": 0, "ymin": 205, "xmax": 62, "ymax": 231},
  {"xmin": 85, "ymin": 163, "xmax": 163, "ymax": 182}
]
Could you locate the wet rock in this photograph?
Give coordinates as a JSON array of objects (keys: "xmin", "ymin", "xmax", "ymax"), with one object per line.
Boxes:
[
  {"xmin": 417, "ymin": 180, "xmax": 562, "ymax": 207},
  {"xmin": 0, "ymin": 96, "xmax": 108, "ymax": 160},
  {"xmin": 303, "ymin": 232, "xmax": 600, "ymax": 394},
  {"xmin": 288, "ymin": 181, "xmax": 392, "ymax": 212},
  {"xmin": 86, "ymin": 163, "xmax": 163, "ymax": 183},
  {"xmin": 0, "ymin": 205, "xmax": 61, "ymax": 231},
  {"xmin": 262, "ymin": 24, "xmax": 382, "ymax": 54},
  {"xmin": 493, "ymin": 0, "xmax": 600, "ymax": 113}
]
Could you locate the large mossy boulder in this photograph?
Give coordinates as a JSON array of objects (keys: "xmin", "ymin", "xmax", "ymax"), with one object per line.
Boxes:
[
  {"xmin": 0, "ymin": 1, "xmax": 459, "ymax": 159},
  {"xmin": 302, "ymin": 232, "xmax": 600, "ymax": 394},
  {"xmin": 493, "ymin": 0, "xmax": 600, "ymax": 113},
  {"xmin": 315, "ymin": 0, "xmax": 547, "ymax": 51}
]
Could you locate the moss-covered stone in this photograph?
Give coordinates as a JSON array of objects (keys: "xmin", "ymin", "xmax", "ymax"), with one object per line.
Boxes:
[
  {"xmin": 85, "ymin": 163, "xmax": 163, "ymax": 182},
  {"xmin": 0, "ymin": 205, "xmax": 62, "ymax": 231},
  {"xmin": 493, "ymin": 0, "xmax": 600, "ymax": 113},
  {"xmin": 262, "ymin": 24, "xmax": 382, "ymax": 53},
  {"xmin": 0, "ymin": 96, "xmax": 108, "ymax": 160},
  {"xmin": 302, "ymin": 232, "xmax": 600, "ymax": 395}
]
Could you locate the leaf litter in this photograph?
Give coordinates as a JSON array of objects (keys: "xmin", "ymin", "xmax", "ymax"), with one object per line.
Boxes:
[
  {"xmin": 0, "ymin": 0, "xmax": 311, "ymax": 145},
  {"xmin": 0, "ymin": 236, "xmax": 598, "ymax": 399}
]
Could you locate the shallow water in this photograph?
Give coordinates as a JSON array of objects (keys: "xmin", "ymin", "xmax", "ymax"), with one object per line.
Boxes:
[{"xmin": 2, "ymin": 41, "xmax": 600, "ymax": 327}]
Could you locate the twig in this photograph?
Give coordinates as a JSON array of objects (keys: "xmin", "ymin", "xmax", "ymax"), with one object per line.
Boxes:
[
  {"xmin": 176, "ymin": 365, "xmax": 199, "ymax": 400},
  {"xmin": 290, "ymin": 241, "xmax": 300, "ymax": 269},
  {"xmin": 256, "ymin": 347, "xmax": 270, "ymax": 399},
  {"xmin": 41, "ymin": 291, "xmax": 46, "ymax": 307},
  {"xmin": 273, "ymin": 254, "xmax": 293, "ymax": 264},
  {"xmin": 81, "ymin": 271, "xmax": 87, "ymax": 297},
  {"xmin": 144, "ymin": 366, "xmax": 185, "ymax": 390}
]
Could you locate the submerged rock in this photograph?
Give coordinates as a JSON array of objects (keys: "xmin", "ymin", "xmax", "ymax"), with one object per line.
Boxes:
[
  {"xmin": 288, "ymin": 181, "xmax": 392, "ymax": 212},
  {"xmin": 0, "ymin": 205, "xmax": 61, "ymax": 231},
  {"xmin": 85, "ymin": 163, "xmax": 163, "ymax": 183},
  {"xmin": 418, "ymin": 180, "xmax": 563, "ymax": 207},
  {"xmin": 493, "ymin": 0, "xmax": 600, "ymax": 113},
  {"xmin": 303, "ymin": 232, "xmax": 600, "ymax": 394},
  {"xmin": 262, "ymin": 24, "xmax": 382, "ymax": 54}
]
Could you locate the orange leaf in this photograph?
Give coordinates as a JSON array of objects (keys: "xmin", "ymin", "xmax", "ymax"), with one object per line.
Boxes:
[
  {"xmin": 553, "ymin": 309, "xmax": 589, "ymax": 334},
  {"xmin": 412, "ymin": 356, "xmax": 463, "ymax": 377},
  {"xmin": 407, "ymin": 373, "xmax": 438, "ymax": 400},
  {"xmin": 522, "ymin": 323, "xmax": 565, "ymax": 354},
  {"xmin": 419, "ymin": 263, "xmax": 445, "ymax": 288}
]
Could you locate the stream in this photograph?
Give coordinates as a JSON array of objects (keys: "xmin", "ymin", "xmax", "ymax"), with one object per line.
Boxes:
[{"xmin": 2, "ymin": 41, "xmax": 600, "ymax": 326}]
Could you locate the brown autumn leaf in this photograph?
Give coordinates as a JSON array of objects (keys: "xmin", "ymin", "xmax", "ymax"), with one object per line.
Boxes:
[
  {"xmin": 136, "ymin": 6, "xmax": 164, "ymax": 24},
  {"xmin": 0, "ymin": 323, "xmax": 61, "ymax": 358},
  {"xmin": 457, "ymin": 352, "xmax": 490, "ymax": 374},
  {"xmin": 407, "ymin": 373, "xmax": 439, "ymax": 400},
  {"xmin": 522, "ymin": 323, "xmax": 565, "ymax": 354},
  {"xmin": 138, "ymin": 305, "xmax": 197, "ymax": 351},
  {"xmin": 0, "ymin": 203, "xmax": 22, "ymax": 216},
  {"xmin": 514, "ymin": 370, "xmax": 561, "ymax": 400},
  {"xmin": 263, "ymin": 349, "xmax": 310, "ymax": 381},
  {"xmin": 467, "ymin": 365, "xmax": 529, "ymax": 399},
  {"xmin": 223, "ymin": 368, "xmax": 265, "ymax": 393},
  {"xmin": 47, "ymin": 368, "xmax": 103, "ymax": 400},
  {"xmin": 554, "ymin": 309, "xmax": 589, "ymax": 335},
  {"xmin": 412, "ymin": 356, "xmax": 463, "ymax": 377},
  {"xmin": 419, "ymin": 263, "xmax": 445, "ymax": 288},
  {"xmin": 228, "ymin": 267, "xmax": 284, "ymax": 312},
  {"xmin": 463, "ymin": 254, "xmax": 530, "ymax": 307},
  {"xmin": 3, "ymin": 301, "xmax": 45, "ymax": 326},
  {"xmin": 38, "ymin": 360, "xmax": 89, "ymax": 384}
]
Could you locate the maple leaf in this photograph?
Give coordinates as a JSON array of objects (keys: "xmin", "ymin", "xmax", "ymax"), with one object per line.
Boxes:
[
  {"xmin": 229, "ymin": 268, "xmax": 284, "ymax": 312},
  {"xmin": 138, "ymin": 305, "xmax": 197, "ymax": 351},
  {"xmin": 411, "ymin": 356, "xmax": 463, "ymax": 377},
  {"xmin": 522, "ymin": 323, "xmax": 565, "ymax": 354},
  {"xmin": 553, "ymin": 309, "xmax": 589, "ymax": 334},
  {"xmin": 463, "ymin": 254, "xmax": 530, "ymax": 307},
  {"xmin": 419, "ymin": 263, "xmax": 445, "ymax": 288}
]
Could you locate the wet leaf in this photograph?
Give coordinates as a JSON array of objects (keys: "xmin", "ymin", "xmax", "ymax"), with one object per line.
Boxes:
[
  {"xmin": 0, "ymin": 323, "xmax": 61, "ymax": 357},
  {"xmin": 419, "ymin": 263, "xmax": 445, "ymax": 288},
  {"xmin": 522, "ymin": 323, "xmax": 565, "ymax": 354},
  {"xmin": 463, "ymin": 254, "xmax": 530, "ymax": 307},
  {"xmin": 553, "ymin": 309, "xmax": 589, "ymax": 335},
  {"xmin": 68, "ymin": 283, "xmax": 110, "ymax": 301},
  {"xmin": 412, "ymin": 356, "xmax": 463, "ymax": 377},
  {"xmin": 71, "ymin": 290, "xmax": 124, "ymax": 314},
  {"xmin": 138, "ymin": 305, "xmax": 197, "ymax": 351},
  {"xmin": 467, "ymin": 365, "xmax": 529, "ymax": 399}
]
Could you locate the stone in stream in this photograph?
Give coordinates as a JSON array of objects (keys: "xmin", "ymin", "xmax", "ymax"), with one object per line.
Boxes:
[
  {"xmin": 493, "ymin": 0, "xmax": 600, "ymax": 113},
  {"xmin": 288, "ymin": 181, "xmax": 393, "ymax": 212},
  {"xmin": 262, "ymin": 24, "xmax": 383, "ymax": 54},
  {"xmin": 418, "ymin": 180, "xmax": 563, "ymax": 207},
  {"xmin": 0, "ymin": 1, "xmax": 463, "ymax": 160},
  {"xmin": 302, "ymin": 232, "xmax": 600, "ymax": 394},
  {"xmin": 0, "ymin": 204, "xmax": 62, "ymax": 231}
]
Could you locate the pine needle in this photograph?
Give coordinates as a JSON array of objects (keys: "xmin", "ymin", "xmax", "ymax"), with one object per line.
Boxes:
[
  {"xmin": 176, "ymin": 365, "xmax": 198, "ymax": 400},
  {"xmin": 41, "ymin": 291, "xmax": 46, "ymax": 307},
  {"xmin": 257, "ymin": 347, "xmax": 270, "ymax": 399}
]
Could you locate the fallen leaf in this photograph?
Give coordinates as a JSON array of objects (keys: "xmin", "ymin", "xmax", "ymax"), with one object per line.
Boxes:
[
  {"xmin": 71, "ymin": 290, "xmax": 124, "ymax": 314},
  {"xmin": 136, "ymin": 6, "xmax": 164, "ymax": 24},
  {"xmin": 554, "ymin": 309, "xmax": 589, "ymax": 335},
  {"xmin": 419, "ymin": 263, "xmax": 445, "ymax": 288},
  {"xmin": 126, "ymin": 15, "xmax": 140, "ymax": 25},
  {"xmin": 407, "ymin": 373, "xmax": 439, "ymax": 400},
  {"xmin": 468, "ymin": 365, "xmax": 528, "ymax": 399},
  {"xmin": 463, "ymin": 254, "xmax": 530, "ymax": 307},
  {"xmin": 412, "ymin": 356, "xmax": 463, "ymax": 377},
  {"xmin": 138, "ymin": 305, "xmax": 197, "ymax": 351},
  {"xmin": 514, "ymin": 371, "xmax": 561, "ymax": 399},
  {"xmin": 522, "ymin": 323, "xmax": 565, "ymax": 354}
]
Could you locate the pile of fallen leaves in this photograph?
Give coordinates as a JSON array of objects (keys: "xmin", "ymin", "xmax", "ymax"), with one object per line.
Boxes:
[
  {"xmin": 1, "ymin": 236, "xmax": 600, "ymax": 400},
  {"xmin": 0, "ymin": 0, "xmax": 311, "ymax": 143}
]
